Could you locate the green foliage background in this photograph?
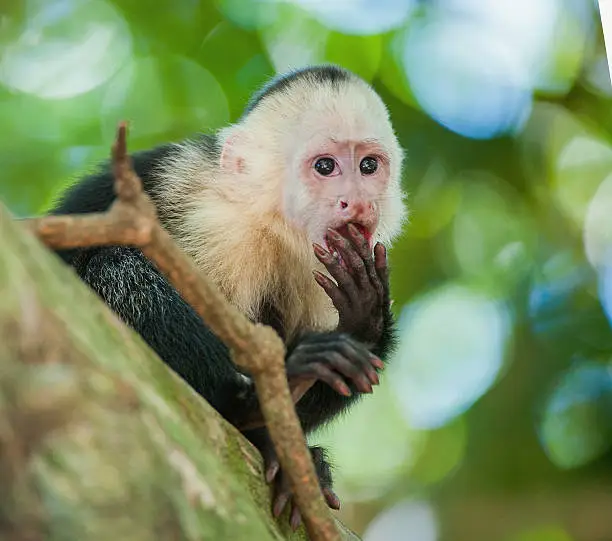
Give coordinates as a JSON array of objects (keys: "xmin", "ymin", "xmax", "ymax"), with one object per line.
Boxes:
[{"xmin": 2, "ymin": 1, "xmax": 612, "ymax": 540}]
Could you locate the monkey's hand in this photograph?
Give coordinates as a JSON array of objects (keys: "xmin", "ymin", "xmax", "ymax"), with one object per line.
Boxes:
[
  {"xmin": 263, "ymin": 442, "xmax": 339, "ymax": 531},
  {"xmin": 313, "ymin": 225, "xmax": 390, "ymax": 346},
  {"xmin": 286, "ymin": 332, "xmax": 383, "ymax": 397}
]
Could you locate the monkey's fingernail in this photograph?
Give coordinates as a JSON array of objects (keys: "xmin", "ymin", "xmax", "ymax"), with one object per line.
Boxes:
[
  {"xmin": 323, "ymin": 489, "xmax": 341, "ymax": 510},
  {"xmin": 273, "ymin": 494, "xmax": 290, "ymax": 517},
  {"xmin": 327, "ymin": 228, "xmax": 342, "ymax": 240},
  {"xmin": 313, "ymin": 270, "xmax": 325, "ymax": 284},
  {"xmin": 371, "ymin": 356, "xmax": 384, "ymax": 370},
  {"xmin": 314, "ymin": 247, "xmax": 332, "ymax": 262},
  {"xmin": 290, "ymin": 508, "xmax": 302, "ymax": 531},
  {"xmin": 336, "ymin": 382, "xmax": 352, "ymax": 396},
  {"xmin": 313, "ymin": 243, "xmax": 326, "ymax": 255},
  {"xmin": 266, "ymin": 462, "xmax": 280, "ymax": 483},
  {"xmin": 369, "ymin": 371, "xmax": 380, "ymax": 385}
]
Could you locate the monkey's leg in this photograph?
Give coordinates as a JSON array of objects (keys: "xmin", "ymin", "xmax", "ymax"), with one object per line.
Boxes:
[{"xmin": 279, "ymin": 446, "xmax": 339, "ymax": 531}]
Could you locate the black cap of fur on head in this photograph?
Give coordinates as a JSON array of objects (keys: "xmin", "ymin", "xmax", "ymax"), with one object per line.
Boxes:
[{"xmin": 241, "ymin": 64, "xmax": 354, "ymax": 119}]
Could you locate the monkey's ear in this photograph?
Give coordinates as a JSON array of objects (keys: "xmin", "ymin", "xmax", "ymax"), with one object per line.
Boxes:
[{"xmin": 220, "ymin": 129, "xmax": 249, "ymax": 175}]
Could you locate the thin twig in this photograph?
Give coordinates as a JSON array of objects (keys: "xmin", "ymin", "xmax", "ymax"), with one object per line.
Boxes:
[{"xmin": 21, "ymin": 123, "xmax": 340, "ymax": 541}]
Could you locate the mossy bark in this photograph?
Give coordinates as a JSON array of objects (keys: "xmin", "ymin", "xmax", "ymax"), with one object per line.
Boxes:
[{"xmin": 0, "ymin": 202, "xmax": 360, "ymax": 541}]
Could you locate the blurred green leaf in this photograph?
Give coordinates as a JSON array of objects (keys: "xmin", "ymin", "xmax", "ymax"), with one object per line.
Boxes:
[
  {"xmin": 539, "ymin": 362, "xmax": 612, "ymax": 469},
  {"xmin": 324, "ymin": 33, "xmax": 382, "ymax": 82},
  {"xmin": 101, "ymin": 54, "xmax": 230, "ymax": 147}
]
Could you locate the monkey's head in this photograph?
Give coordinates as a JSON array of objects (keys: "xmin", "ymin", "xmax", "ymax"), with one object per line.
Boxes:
[{"xmin": 219, "ymin": 65, "xmax": 407, "ymax": 253}]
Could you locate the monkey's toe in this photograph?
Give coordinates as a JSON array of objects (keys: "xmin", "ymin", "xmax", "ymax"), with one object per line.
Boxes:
[
  {"xmin": 290, "ymin": 502, "xmax": 302, "ymax": 531},
  {"xmin": 323, "ymin": 487, "xmax": 341, "ymax": 510},
  {"xmin": 272, "ymin": 486, "xmax": 292, "ymax": 518}
]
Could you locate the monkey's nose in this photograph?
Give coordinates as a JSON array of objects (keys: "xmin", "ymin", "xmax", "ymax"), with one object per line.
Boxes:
[{"xmin": 338, "ymin": 199, "xmax": 375, "ymax": 223}]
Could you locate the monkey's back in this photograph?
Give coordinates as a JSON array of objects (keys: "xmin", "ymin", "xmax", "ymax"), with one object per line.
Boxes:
[{"xmin": 47, "ymin": 138, "xmax": 247, "ymax": 418}]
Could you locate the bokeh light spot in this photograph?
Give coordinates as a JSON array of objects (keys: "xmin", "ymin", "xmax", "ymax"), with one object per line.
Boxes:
[
  {"xmin": 0, "ymin": 0, "xmax": 132, "ymax": 99},
  {"xmin": 509, "ymin": 524, "xmax": 574, "ymax": 541},
  {"xmin": 402, "ymin": 16, "xmax": 533, "ymax": 139},
  {"xmin": 553, "ymin": 134, "xmax": 612, "ymax": 229},
  {"xmin": 259, "ymin": 4, "xmax": 329, "ymax": 73},
  {"xmin": 539, "ymin": 361, "xmax": 612, "ymax": 469},
  {"xmin": 101, "ymin": 55, "xmax": 229, "ymax": 144},
  {"xmin": 584, "ymin": 172, "xmax": 612, "ymax": 270},
  {"xmin": 310, "ymin": 384, "xmax": 423, "ymax": 502},
  {"xmin": 449, "ymin": 174, "xmax": 534, "ymax": 292},
  {"xmin": 290, "ymin": 0, "xmax": 416, "ymax": 36},
  {"xmin": 436, "ymin": 0, "xmax": 590, "ymax": 94},
  {"xmin": 390, "ymin": 284, "xmax": 511, "ymax": 429},
  {"xmin": 408, "ymin": 160, "xmax": 461, "ymax": 239},
  {"xmin": 409, "ymin": 417, "xmax": 467, "ymax": 487},
  {"xmin": 598, "ymin": 260, "xmax": 612, "ymax": 328},
  {"xmin": 363, "ymin": 500, "xmax": 438, "ymax": 541},
  {"xmin": 528, "ymin": 251, "xmax": 592, "ymax": 335}
]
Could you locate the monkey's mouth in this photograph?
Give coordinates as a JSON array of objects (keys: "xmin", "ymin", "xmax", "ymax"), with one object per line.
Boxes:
[{"xmin": 339, "ymin": 222, "xmax": 373, "ymax": 248}]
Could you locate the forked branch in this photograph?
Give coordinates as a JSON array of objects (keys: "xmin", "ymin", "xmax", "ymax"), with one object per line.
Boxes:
[{"xmin": 21, "ymin": 123, "xmax": 341, "ymax": 541}]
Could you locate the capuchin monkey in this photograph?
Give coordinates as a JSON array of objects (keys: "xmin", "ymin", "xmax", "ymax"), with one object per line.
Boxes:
[{"xmin": 50, "ymin": 65, "xmax": 407, "ymax": 529}]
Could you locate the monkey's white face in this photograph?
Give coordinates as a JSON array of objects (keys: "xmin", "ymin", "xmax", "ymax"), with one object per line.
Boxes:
[
  {"xmin": 284, "ymin": 137, "xmax": 391, "ymax": 253},
  {"xmin": 219, "ymin": 75, "xmax": 407, "ymax": 256}
]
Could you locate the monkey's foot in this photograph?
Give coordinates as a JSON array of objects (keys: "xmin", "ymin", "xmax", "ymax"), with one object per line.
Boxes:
[{"xmin": 264, "ymin": 444, "xmax": 340, "ymax": 531}]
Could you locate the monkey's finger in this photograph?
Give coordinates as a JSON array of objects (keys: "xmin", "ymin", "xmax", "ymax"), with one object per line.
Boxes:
[
  {"xmin": 295, "ymin": 333, "xmax": 384, "ymax": 371},
  {"xmin": 296, "ymin": 343, "xmax": 380, "ymax": 387},
  {"xmin": 327, "ymin": 229, "xmax": 369, "ymax": 289},
  {"xmin": 265, "ymin": 459, "xmax": 280, "ymax": 483},
  {"xmin": 290, "ymin": 502, "xmax": 302, "ymax": 531},
  {"xmin": 288, "ymin": 362, "xmax": 352, "ymax": 397},
  {"xmin": 327, "ymin": 337, "xmax": 385, "ymax": 376},
  {"xmin": 314, "ymin": 243, "xmax": 360, "ymax": 300},
  {"xmin": 312, "ymin": 270, "xmax": 349, "ymax": 312},
  {"xmin": 336, "ymin": 338, "xmax": 386, "ymax": 372},
  {"xmin": 347, "ymin": 223, "xmax": 382, "ymax": 295},
  {"xmin": 323, "ymin": 488, "xmax": 341, "ymax": 510},
  {"xmin": 346, "ymin": 223, "xmax": 372, "ymax": 259},
  {"xmin": 312, "ymin": 363, "xmax": 354, "ymax": 396},
  {"xmin": 374, "ymin": 243, "xmax": 390, "ymax": 299},
  {"xmin": 296, "ymin": 337, "xmax": 381, "ymax": 375},
  {"xmin": 273, "ymin": 490, "xmax": 291, "ymax": 518},
  {"xmin": 325, "ymin": 352, "xmax": 375, "ymax": 393}
]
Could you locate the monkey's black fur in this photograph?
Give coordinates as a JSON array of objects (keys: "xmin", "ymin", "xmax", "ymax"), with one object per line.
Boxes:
[
  {"xmin": 50, "ymin": 65, "xmax": 397, "ymax": 515},
  {"xmin": 242, "ymin": 64, "xmax": 352, "ymax": 118}
]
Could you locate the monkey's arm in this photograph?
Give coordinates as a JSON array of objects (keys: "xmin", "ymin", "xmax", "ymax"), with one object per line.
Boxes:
[{"xmin": 68, "ymin": 245, "xmax": 380, "ymax": 432}]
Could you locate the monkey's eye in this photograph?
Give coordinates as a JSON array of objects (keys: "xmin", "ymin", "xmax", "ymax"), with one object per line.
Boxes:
[
  {"xmin": 314, "ymin": 157, "xmax": 336, "ymax": 176},
  {"xmin": 360, "ymin": 156, "xmax": 378, "ymax": 175}
]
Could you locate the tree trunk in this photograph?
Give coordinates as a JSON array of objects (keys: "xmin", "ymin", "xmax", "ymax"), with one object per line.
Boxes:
[{"xmin": 0, "ymin": 202, "xmax": 360, "ymax": 541}]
